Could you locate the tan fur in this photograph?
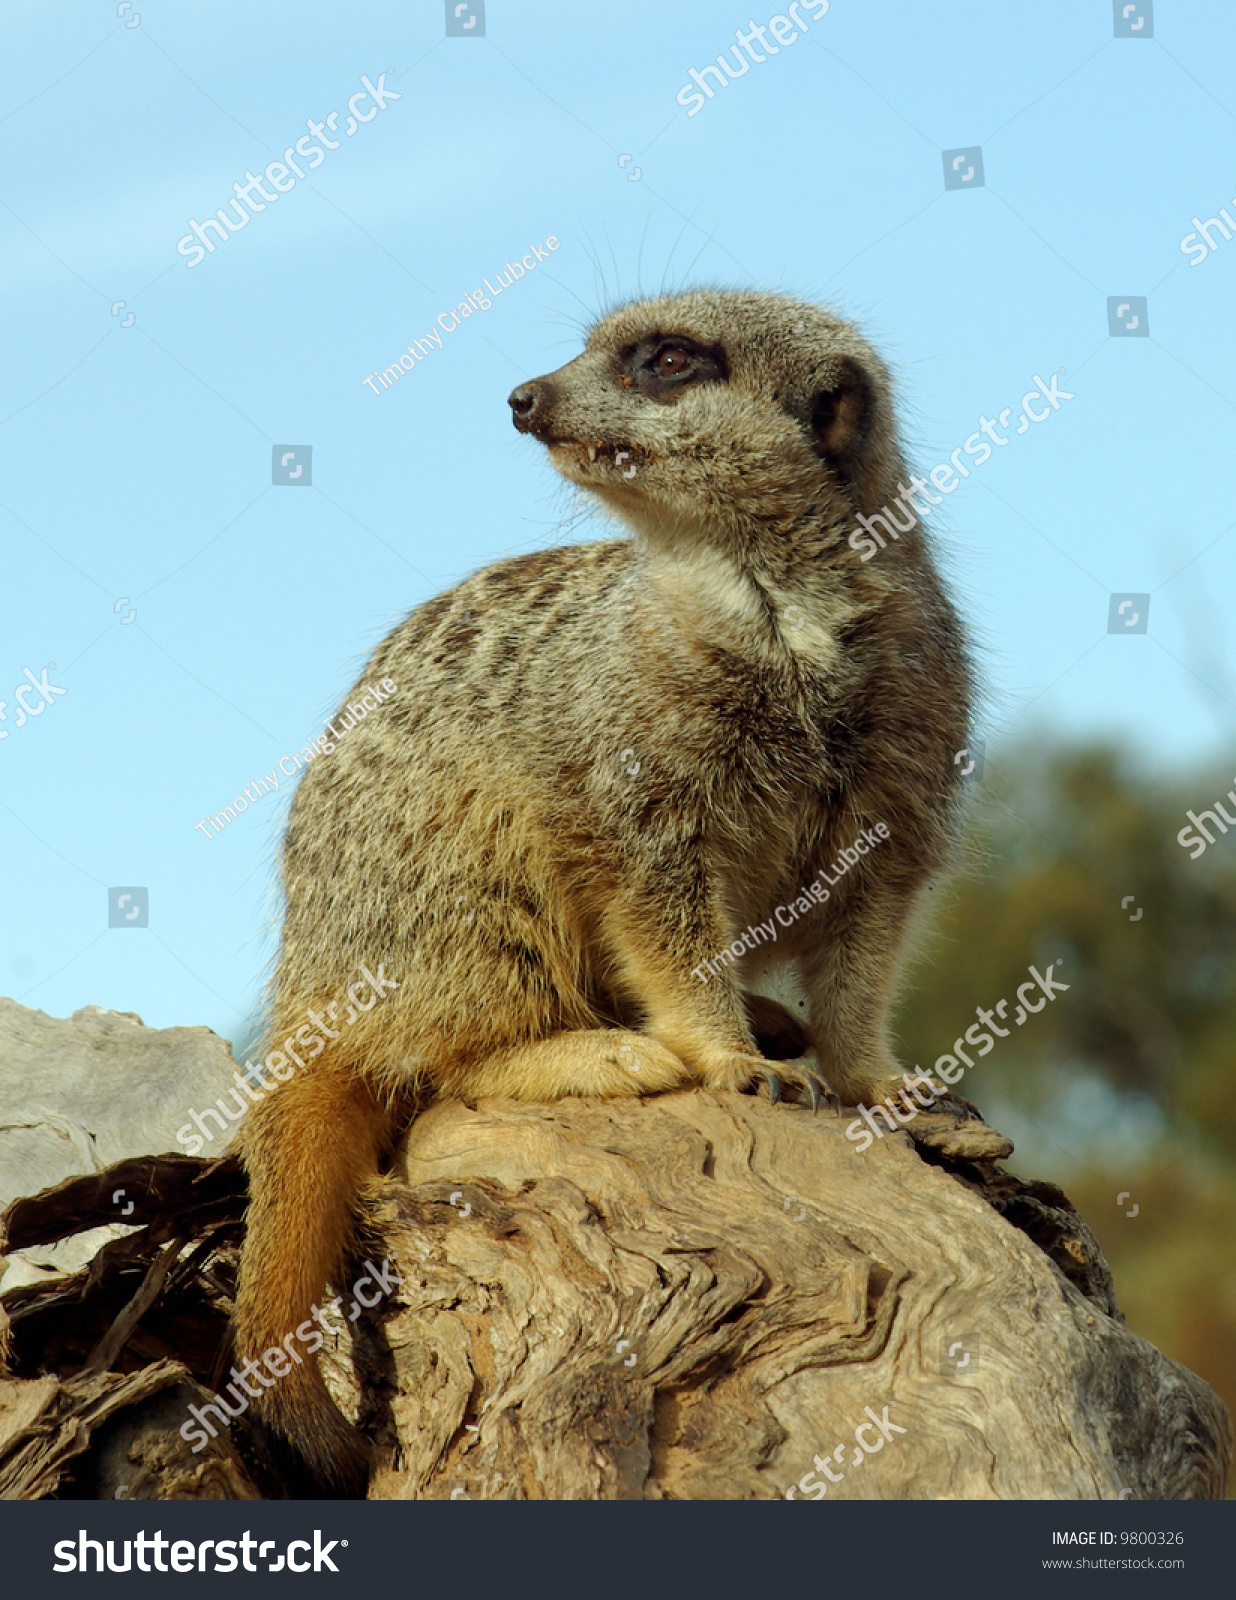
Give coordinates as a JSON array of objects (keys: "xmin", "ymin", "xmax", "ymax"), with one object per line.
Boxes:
[{"xmin": 233, "ymin": 289, "xmax": 972, "ymax": 1493}]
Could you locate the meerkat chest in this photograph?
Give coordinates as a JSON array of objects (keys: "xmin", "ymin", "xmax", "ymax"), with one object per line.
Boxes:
[
  {"xmin": 642, "ymin": 544, "xmax": 855, "ymax": 679},
  {"xmin": 617, "ymin": 616, "xmax": 849, "ymax": 840}
]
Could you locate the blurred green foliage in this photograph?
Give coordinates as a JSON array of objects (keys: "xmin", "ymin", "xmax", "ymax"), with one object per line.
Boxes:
[{"xmin": 894, "ymin": 739, "xmax": 1236, "ymax": 1491}]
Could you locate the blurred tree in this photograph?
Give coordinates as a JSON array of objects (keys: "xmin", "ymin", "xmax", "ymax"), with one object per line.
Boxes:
[{"xmin": 895, "ymin": 740, "xmax": 1236, "ymax": 1161}]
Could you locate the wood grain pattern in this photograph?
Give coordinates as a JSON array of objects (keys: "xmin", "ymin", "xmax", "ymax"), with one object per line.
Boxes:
[{"xmin": 364, "ymin": 1091, "xmax": 1229, "ymax": 1500}]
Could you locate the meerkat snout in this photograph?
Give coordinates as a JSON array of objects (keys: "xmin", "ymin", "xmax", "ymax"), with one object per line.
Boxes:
[{"xmin": 507, "ymin": 379, "xmax": 552, "ymax": 435}]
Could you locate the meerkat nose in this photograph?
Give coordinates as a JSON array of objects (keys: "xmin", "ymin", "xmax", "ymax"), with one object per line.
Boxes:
[{"xmin": 508, "ymin": 380, "xmax": 551, "ymax": 435}]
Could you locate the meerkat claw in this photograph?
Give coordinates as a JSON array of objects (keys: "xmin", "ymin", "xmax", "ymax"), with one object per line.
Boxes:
[{"xmin": 761, "ymin": 1070, "xmax": 784, "ymax": 1104}]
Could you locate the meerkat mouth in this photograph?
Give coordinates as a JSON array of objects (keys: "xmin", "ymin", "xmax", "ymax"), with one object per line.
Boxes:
[{"xmin": 546, "ymin": 439, "xmax": 649, "ymax": 479}]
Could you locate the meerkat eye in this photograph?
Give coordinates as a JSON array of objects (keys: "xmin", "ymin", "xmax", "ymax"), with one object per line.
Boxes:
[
  {"xmin": 653, "ymin": 345, "xmax": 693, "ymax": 377},
  {"xmin": 624, "ymin": 335, "xmax": 726, "ymax": 397}
]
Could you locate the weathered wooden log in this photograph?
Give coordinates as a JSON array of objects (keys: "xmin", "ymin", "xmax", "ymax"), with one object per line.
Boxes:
[
  {"xmin": 3, "ymin": 1079, "xmax": 1228, "ymax": 1500},
  {"xmin": 366, "ymin": 1092, "xmax": 1229, "ymax": 1500}
]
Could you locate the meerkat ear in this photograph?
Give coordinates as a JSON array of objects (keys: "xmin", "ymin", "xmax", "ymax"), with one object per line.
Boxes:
[{"xmin": 809, "ymin": 357, "xmax": 873, "ymax": 476}]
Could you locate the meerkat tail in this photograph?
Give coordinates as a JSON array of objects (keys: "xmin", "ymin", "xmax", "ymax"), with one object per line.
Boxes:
[{"xmin": 233, "ymin": 1067, "xmax": 392, "ymax": 1496}]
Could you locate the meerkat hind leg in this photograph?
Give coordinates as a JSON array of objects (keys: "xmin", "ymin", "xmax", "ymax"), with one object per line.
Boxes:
[
  {"xmin": 458, "ymin": 1027, "xmax": 694, "ymax": 1101},
  {"xmin": 797, "ymin": 889, "xmax": 950, "ymax": 1113}
]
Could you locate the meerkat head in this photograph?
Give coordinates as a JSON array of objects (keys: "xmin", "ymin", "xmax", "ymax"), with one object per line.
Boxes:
[{"xmin": 508, "ymin": 289, "xmax": 907, "ymax": 567}]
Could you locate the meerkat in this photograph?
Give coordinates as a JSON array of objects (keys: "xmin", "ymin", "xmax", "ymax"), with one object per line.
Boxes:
[{"xmin": 232, "ymin": 288, "xmax": 972, "ymax": 1495}]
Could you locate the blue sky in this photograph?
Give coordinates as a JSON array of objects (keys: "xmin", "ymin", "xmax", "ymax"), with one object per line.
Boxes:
[{"xmin": 2, "ymin": 0, "xmax": 1234, "ymax": 1049}]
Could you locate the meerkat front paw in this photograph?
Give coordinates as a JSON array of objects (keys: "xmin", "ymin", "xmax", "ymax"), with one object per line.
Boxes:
[
  {"xmin": 673, "ymin": 1047, "xmax": 767, "ymax": 1095},
  {"xmin": 693, "ymin": 1051, "xmax": 839, "ymax": 1112}
]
